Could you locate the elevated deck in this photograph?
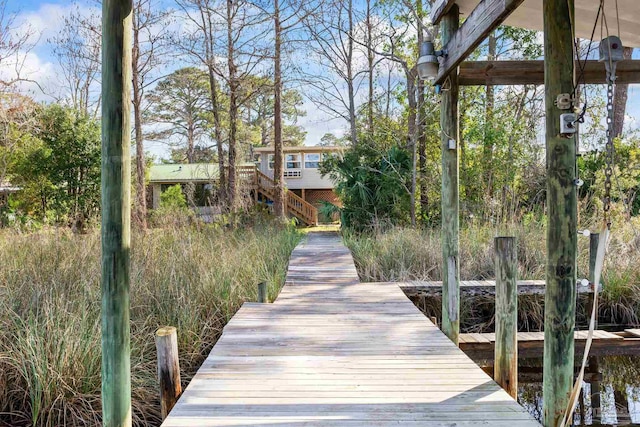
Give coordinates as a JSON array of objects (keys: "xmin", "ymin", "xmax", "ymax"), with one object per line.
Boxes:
[{"xmin": 162, "ymin": 233, "xmax": 539, "ymax": 426}]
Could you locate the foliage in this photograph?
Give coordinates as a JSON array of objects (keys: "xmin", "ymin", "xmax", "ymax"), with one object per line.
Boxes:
[
  {"xmin": 145, "ymin": 67, "xmax": 213, "ymax": 163},
  {"xmin": 0, "ymin": 223, "xmax": 301, "ymax": 426},
  {"xmin": 9, "ymin": 104, "xmax": 101, "ymax": 227},
  {"xmin": 159, "ymin": 184, "xmax": 187, "ymax": 209},
  {"xmin": 321, "ymin": 144, "xmax": 412, "ymax": 231}
]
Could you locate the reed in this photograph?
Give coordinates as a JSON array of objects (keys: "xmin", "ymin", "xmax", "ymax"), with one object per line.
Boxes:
[{"xmin": 0, "ymin": 222, "xmax": 301, "ymax": 426}]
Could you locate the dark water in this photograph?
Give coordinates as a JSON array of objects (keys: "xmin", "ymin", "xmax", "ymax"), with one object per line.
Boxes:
[{"xmin": 514, "ymin": 356, "xmax": 640, "ymax": 425}]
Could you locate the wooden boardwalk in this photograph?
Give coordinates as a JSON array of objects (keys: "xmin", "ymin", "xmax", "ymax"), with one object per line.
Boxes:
[{"xmin": 163, "ymin": 232, "xmax": 539, "ymax": 426}]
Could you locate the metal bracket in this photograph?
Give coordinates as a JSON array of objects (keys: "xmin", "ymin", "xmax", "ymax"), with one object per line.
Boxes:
[{"xmin": 555, "ymin": 93, "xmax": 574, "ymax": 110}]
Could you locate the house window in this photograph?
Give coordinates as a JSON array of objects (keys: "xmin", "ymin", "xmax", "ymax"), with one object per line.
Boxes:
[
  {"xmin": 304, "ymin": 153, "xmax": 321, "ymax": 168},
  {"xmin": 268, "ymin": 154, "xmax": 275, "ymax": 170},
  {"xmin": 286, "ymin": 154, "xmax": 301, "ymax": 169}
]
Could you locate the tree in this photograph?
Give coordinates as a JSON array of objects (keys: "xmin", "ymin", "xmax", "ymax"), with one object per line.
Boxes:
[
  {"xmin": 10, "ymin": 105, "xmax": 101, "ymax": 227},
  {"xmin": 242, "ymin": 76, "xmax": 306, "ymax": 146},
  {"xmin": 321, "ymin": 144, "xmax": 412, "ymax": 231},
  {"xmin": 50, "ymin": 6, "xmax": 102, "ymax": 117},
  {"xmin": 132, "ymin": 0, "xmax": 170, "ymax": 229},
  {"xmin": 304, "ymin": 0, "xmax": 363, "ymax": 146},
  {"xmin": 175, "ymin": 0, "xmax": 229, "ymax": 196},
  {"xmin": 145, "ymin": 67, "xmax": 212, "ymax": 164}
]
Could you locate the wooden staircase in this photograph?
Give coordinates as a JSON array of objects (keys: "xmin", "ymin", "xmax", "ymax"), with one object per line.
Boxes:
[{"xmin": 255, "ymin": 170, "xmax": 318, "ymax": 226}]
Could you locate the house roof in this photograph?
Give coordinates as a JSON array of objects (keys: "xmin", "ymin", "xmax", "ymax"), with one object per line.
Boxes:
[
  {"xmin": 454, "ymin": 0, "xmax": 640, "ymax": 48},
  {"xmin": 149, "ymin": 163, "xmax": 254, "ymax": 183},
  {"xmin": 253, "ymin": 145, "xmax": 345, "ymax": 153}
]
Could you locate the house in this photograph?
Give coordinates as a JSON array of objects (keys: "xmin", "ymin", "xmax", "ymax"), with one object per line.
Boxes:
[
  {"xmin": 253, "ymin": 145, "xmax": 343, "ymax": 209},
  {"xmin": 148, "ymin": 145, "xmax": 344, "ymax": 226}
]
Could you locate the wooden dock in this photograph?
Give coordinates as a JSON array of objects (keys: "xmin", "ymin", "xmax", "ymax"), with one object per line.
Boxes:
[{"xmin": 162, "ymin": 232, "xmax": 539, "ymax": 426}]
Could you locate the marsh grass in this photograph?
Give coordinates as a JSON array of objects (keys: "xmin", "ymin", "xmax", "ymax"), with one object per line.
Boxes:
[
  {"xmin": 0, "ymin": 223, "xmax": 301, "ymax": 426},
  {"xmin": 346, "ymin": 222, "xmax": 640, "ymax": 330}
]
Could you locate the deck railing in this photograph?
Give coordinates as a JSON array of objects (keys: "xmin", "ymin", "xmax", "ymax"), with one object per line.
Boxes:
[{"xmin": 256, "ymin": 170, "xmax": 318, "ymax": 226}]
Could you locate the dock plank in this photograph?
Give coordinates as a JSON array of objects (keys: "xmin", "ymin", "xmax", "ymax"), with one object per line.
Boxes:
[{"xmin": 163, "ymin": 233, "xmax": 538, "ymax": 426}]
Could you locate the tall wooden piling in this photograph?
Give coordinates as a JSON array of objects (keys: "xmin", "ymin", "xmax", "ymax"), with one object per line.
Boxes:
[
  {"xmin": 155, "ymin": 327, "xmax": 182, "ymax": 420},
  {"xmin": 440, "ymin": 4, "xmax": 460, "ymax": 345},
  {"xmin": 494, "ymin": 237, "xmax": 518, "ymax": 399},
  {"xmin": 542, "ymin": 0, "xmax": 577, "ymax": 425},
  {"xmin": 101, "ymin": 1, "xmax": 133, "ymax": 426}
]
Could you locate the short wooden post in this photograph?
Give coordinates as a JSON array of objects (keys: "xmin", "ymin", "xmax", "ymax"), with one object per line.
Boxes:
[
  {"xmin": 439, "ymin": 4, "xmax": 461, "ymax": 346},
  {"xmin": 155, "ymin": 327, "xmax": 182, "ymax": 420},
  {"xmin": 430, "ymin": 316, "xmax": 438, "ymax": 327},
  {"xmin": 587, "ymin": 233, "xmax": 600, "ymax": 328},
  {"xmin": 542, "ymin": 0, "xmax": 578, "ymax": 424},
  {"xmin": 494, "ymin": 236, "xmax": 518, "ymax": 399},
  {"xmin": 258, "ymin": 282, "xmax": 267, "ymax": 303},
  {"xmin": 101, "ymin": 1, "xmax": 133, "ymax": 426}
]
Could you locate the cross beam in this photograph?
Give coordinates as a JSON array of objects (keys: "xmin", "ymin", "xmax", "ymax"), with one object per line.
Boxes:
[
  {"xmin": 434, "ymin": 0, "xmax": 525, "ymax": 85},
  {"xmin": 459, "ymin": 59, "xmax": 640, "ymax": 85}
]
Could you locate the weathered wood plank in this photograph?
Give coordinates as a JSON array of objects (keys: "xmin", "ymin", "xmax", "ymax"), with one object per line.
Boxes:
[
  {"xmin": 430, "ymin": 0, "xmax": 457, "ymax": 25},
  {"xmin": 459, "ymin": 60, "xmax": 640, "ymax": 86},
  {"xmin": 435, "ymin": 0, "xmax": 526, "ymax": 84}
]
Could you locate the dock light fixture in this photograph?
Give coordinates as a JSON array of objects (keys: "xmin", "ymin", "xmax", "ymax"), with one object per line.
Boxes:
[{"xmin": 417, "ymin": 37, "xmax": 446, "ymax": 81}]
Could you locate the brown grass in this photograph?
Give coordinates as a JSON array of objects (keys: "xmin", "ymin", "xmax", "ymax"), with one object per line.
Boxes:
[{"xmin": 0, "ymin": 222, "xmax": 301, "ymax": 426}]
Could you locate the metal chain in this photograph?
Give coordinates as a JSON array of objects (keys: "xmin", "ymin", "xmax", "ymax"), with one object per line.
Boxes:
[{"xmin": 603, "ymin": 74, "xmax": 615, "ymax": 228}]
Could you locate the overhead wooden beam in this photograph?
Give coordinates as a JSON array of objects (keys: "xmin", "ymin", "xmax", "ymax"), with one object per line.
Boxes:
[
  {"xmin": 430, "ymin": 0, "xmax": 456, "ymax": 25},
  {"xmin": 458, "ymin": 59, "xmax": 640, "ymax": 85},
  {"xmin": 434, "ymin": 0, "xmax": 526, "ymax": 85}
]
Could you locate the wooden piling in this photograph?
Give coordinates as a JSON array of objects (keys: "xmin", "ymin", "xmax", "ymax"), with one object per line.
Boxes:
[
  {"xmin": 587, "ymin": 233, "xmax": 600, "ymax": 327},
  {"xmin": 101, "ymin": 1, "xmax": 133, "ymax": 426},
  {"xmin": 439, "ymin": 4, "xmax": 460, "ymax": 345},
  {"xmin": 542, "ymin": 0, "xmax": 577, "ymax": 425},
  {"xmin": 155, "ymin": 327, "xmax": 182, "ymax": 420},
  {"xmin": 494, "ymin": 236, "xmax": 518, "ymax": 399},
  {"xmin": 258, "ymin": 282, "xmax": 267, "ymax": 303}
]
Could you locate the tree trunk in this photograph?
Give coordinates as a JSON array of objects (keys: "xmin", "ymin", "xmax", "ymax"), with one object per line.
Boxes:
[
  {"xmin": 346, "ymin": 0, "xmax": 357, "ymax": 146},
  {"xmin": 199, "ymin": 4, "xmax": 226, "ymax": 201},
  {"xmin": 612, "ymin": 47, "xmax": 633, "ymax": 138},
  {"xmin": 482, "ymin": 31, "xmax": 496, "ymax": 206},
  {"xmin": 226, "ymin": 0, "xmax": 238, "ymax": 209},
  {"xmin": 273, "ymin": 0, "xmax": 286, "ymax": 219},
  {"xmin": 366, "ymin": 0, "xmax": 374, "ymax": 138},
  {"xmin": 406, "ymin": 67, "xmax": 417, "ymax": 226},
  {"xmin": 132, "ymin": 12, "xmax": 147, "ymax": 230}
]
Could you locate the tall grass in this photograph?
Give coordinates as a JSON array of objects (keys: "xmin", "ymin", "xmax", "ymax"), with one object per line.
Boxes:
[
  {"xmin": 0, "ymin": 223, "xmax": 301, "ymax": 426},
  {"xmin": 345, "ymin": 222, "xmax": 640, "ymax": 330}
]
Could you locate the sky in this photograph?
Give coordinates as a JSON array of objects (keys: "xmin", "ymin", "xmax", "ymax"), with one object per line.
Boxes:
[{"xmin": 6, "ymin": 0, "xmax": 640, "ymax": 159}]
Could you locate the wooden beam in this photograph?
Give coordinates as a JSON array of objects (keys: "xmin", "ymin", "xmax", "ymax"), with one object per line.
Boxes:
[
  {"xmin": 458, "ymin": 60, "xmax": 640, "ymax": 85},
  {"xmin": 434, "ymin": 0, "xmax": 526, "ymax": 84},
  {"xmin": 439, "ymin": 5, "xmax": 460, "ymax": 346},
  {"xmin": 542, "ymin": 0, "xmax": 577, "ymax": 425},
  {"xmin": 429, "ymin": 0, "xmax": 456, "ymax": 25},
  {"xmin": 101, "ymin": 0, "xmax": 133, "ymax": 426}
]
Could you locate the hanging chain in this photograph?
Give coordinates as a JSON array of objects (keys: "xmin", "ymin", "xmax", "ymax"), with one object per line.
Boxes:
[{"xmin": 603, "ymin": 73, "xmax": 615, "ymax": 228}]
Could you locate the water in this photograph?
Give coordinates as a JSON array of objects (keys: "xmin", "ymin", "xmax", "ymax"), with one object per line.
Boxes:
[{"xmin": 513, "ymin": 356, "xmax": 640, "ymax": 425}]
